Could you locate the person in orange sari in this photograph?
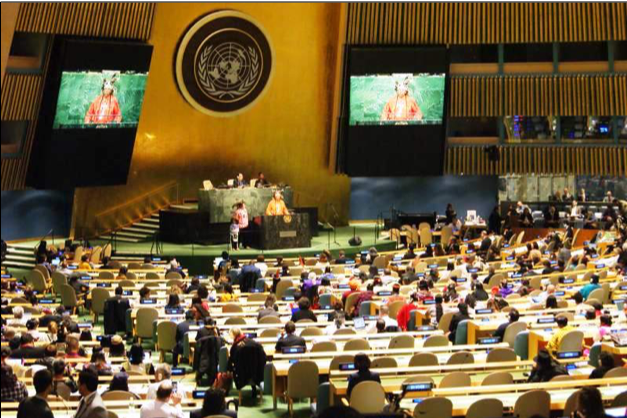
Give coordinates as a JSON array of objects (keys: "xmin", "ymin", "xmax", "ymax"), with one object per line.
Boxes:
[
  {"xmin": 380, "ymin": 77, "xmax": 423, "ymax": 122},
  {"xmin": 84, "ymin": 77, "xmax": 122, "ymax": 125},
  {"xmin": 265, "ymin": 190, "xmax": 290, "ymax": 216}
]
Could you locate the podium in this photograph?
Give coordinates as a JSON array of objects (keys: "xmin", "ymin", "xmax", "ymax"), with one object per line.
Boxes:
[{"xmin": 257, "ymin": 214, "xmax": 311, "ymax": 250}]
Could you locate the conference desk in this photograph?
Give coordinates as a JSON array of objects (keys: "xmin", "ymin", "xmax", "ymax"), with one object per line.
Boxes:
[
  {"xmin": 329, "ymin": 361, "xmax": 594, "ymax": 397},
  {"xmin": 198, "ymin": 186, "xmax": 293, "ymax": 224},
  {"xmin": 397, "ymin": 377, "xmax": 627, "ymax": 416},
  {"xmin": 269, "ymin": 342, "xmax": 508, "ymax": 409}
]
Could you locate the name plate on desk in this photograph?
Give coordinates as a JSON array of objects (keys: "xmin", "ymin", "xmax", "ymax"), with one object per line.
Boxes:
[{"xmin": 279, "ymin": 231, "xmax": 297, "ymax": 238}]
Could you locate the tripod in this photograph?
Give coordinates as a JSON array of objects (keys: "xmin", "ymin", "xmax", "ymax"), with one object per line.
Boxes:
[{"xmin": 150, "ymin": 232, "xmax": 162, "ymax": 255}]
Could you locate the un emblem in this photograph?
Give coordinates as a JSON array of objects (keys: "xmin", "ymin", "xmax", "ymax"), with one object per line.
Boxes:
[{"xmin": 176, "ymin": 11, "xmax": 274, "ymax": 116}]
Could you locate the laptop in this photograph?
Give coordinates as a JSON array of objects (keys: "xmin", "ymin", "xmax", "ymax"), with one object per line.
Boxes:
[{"xmin": 353, "ymin": 317, "xmax": 366, "ymax": 331}]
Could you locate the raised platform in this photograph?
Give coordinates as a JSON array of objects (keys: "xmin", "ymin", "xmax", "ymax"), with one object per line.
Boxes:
[{"xmin": 91, "ymin": 224, "xmax": 396, "ymax": 275}]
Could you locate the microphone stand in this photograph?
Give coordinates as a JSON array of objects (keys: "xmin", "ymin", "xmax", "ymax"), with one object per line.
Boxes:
[{"xmin": 330, "ymin": 203, "xmax": 341, "ymax": 246}]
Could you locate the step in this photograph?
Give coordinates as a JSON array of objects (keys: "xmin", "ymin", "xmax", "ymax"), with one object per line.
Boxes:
[
  {"xmin": 7, "ymin": 247, "xmax": 34, "ymax": 256},
  {"xmin": 134, "ymin": 222, "xmax": 160, "ymax": 230},
  {"xmin": 8, "ymin": 244, "xmax": 36, "ymax": 250},
  {"xmin": 144, "ymin": 218, "xmax": 160, "ymax": 224},
  {"xmin": 116, "ymin": 231, "xmax": 150, "ymax": 239},
  {"xmin": 169, "ymin": 204, "xmax": 195, "ymax": 211},
  {"xmin": 122, "ymin": 227, "xmax": 157, "ymax": 235},
  {"xmin": 5, "ymin": 254, "xmax": 35, "ymax": 262},
  {"xmin": 100, "ymin": 235, "xmax": 140, "ymax": 243},
  {"xmin": 111, "ymin": 256, "xmax": 146, "ymax": 261},
  {"xmin": 150, "ymin": 213, "xmax": 160, "ymax": 219},
  {"xmin": 2, "ymin": 261, "xmax": 36, "ymax": 269}
]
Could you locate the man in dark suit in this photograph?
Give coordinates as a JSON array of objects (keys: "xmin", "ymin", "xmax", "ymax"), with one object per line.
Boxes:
[
  {"xmin": 10, "ymin": 334, "xmax": 46, "ymax": 360},
  {"xmin": 74, "ymin": 368, "xmax": 107, "ymax": 418},
  {"xmin": 478, "ymin": 231, "xmax": 492, "ymax": 254},
  {"xmin": 347, "ymin": 354, "xmax": 381, "ymax": 398},
  {"xmin": 17, "ymin": 369, "xmax": 54, "ymax": 418},
  {"xmin": 103, "ymin": 286, "xmax": 131, "ymax": 335},
  {"xmin": 173, "ymin": 311, "xmax": 196, "ymax": 367},
  {"xmin": 493, "ymin": 309, "xmax": 519, "ymax": 342},
  {"xmin": 275, "ymin": 322, "xmax": 306, "ymax": 353}
]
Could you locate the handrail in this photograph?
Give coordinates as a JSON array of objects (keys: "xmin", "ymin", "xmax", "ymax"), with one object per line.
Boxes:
[
  {"xmin": 94, "ymin": 181, "xmax": 179, "ymax": 219},
  {"xmin": 94, "ymin": 182, "xmax": 180, "ymax": 237}
]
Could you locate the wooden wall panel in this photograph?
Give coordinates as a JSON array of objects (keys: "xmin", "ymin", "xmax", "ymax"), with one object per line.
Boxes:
[
  {"xmin": 15, "ymin": 2, "xmax": 155, "ymax": 40},
  {"xmin": 2, "ymin": 3, "xmax": 156, "ymax": 191},
  {"xmin": 445, "ymin": 146, "xmax": 627, "ymax": 176},
  {"xmin": 347, "ymin": 3, "xmax": 627, "ymax": 44},
  {"xmin": 450, "ymin": 74, "xmax": 627, "ymax": 117}
]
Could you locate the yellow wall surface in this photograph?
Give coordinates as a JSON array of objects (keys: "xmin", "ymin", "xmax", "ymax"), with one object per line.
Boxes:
[
  {"xmin": 73, "ymin": 3, "xmax": 350, "ymax": 235},
  {"xmin": 1, "ymin": 2, "xmax": 20, "ymax": 86}
]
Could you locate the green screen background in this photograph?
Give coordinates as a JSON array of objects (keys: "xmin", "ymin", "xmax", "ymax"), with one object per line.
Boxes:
[
  {"xmin": 53, "ymin": 71, "xmax": 148, "ymax": 129},
  {"xmin": 349, "ymin": 74, "xmax": 445, "ymax": 125}
]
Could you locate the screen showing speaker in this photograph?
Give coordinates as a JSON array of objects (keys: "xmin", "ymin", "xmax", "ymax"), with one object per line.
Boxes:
[
  {"xmin": 28, "ymin": 38, "xmax": 153, "ymax": 189},
  {"xmin": 339, "ymin": 47, "xmax": 450, "ymax": 177},
  {"xmin": 349, "ymin": 73, "xmax": 446, "ymax": 126},
  {"xmin": 53, "ymin": 70, "xmax": 148, "ymax": 130}
]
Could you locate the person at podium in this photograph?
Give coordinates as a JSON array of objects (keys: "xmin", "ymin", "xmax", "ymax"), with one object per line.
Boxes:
[{"xmin": 265, "ymin": 190, "xmax": 290, "ymax": 216}]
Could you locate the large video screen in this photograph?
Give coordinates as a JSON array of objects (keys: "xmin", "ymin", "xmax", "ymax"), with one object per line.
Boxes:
[
  {"xmin": 53, "ymin": 71, "xmax": 148, "ymax": 130},
  {"xmin": 339, "ymin": 47, "xmax": 450, "ymax": 177},
  {"xmin": 349, "ymin": 73, "xmax": 446, "ymax": 126},
  {"xmin": 28, "ymin": 39, "xmax": 153, "ymax": 190}
]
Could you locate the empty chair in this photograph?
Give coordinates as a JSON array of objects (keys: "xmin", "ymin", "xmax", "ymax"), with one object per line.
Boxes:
[
  {"xmin": 101, "ymin": 391, "xmax": 140, "ymax": 401},
  {"xmin": 156, "ymin": 321, "xmax": 177, "ymax": 363},
  {"xmin": 413, "ymin": 397, "xmax": 452, "ymax": 418},
  {"xmin": 402, "ymin": 376, "xmax": 435, "ymax": 387},
  {"xmin": 604, "ymin": 367, "xmax": 627, "ymax": 378},
  {"xmin": 513, "ymin": 390, "xmax": 550, "ymax": 418},
  {"xmin": 225, "ymin": 317, "xmax": 247, "ymax": 326},
  {"xmin": 482, "ymin": 371, "xmax": 513, "ymax": 386},
  {"xmin": 98, "ymin": 271, "xmax": 115, "ymax": 280},
  {"xmin": 563, "ymin": 389, "xmax": 581, "ymax": 418},
  {"xmin": 446, "ymin": 351, "xmax": 474, "ymax": 365},
  {"xmin": 349, "ymin": 381, "xmax": 387, "ymax": 414},
  {"xmin": 223, "ymin": 304, "xmax": 244, "ymax": 313},
  {"xmin": 59, "ymin": 284, "xmax": 84, "ymax": 314},
  {"xmin": 90, "ymin": 288, "xmax": 110, "ymax": 324},
  {"xmin": 486, "ymin": 348, "xmax": 517, "ymax": 363},
  {"xmin": 118, "ymin": 280, "xmax": 134, "ymax": 288},
  {"xmin": 437, "ymin": 312, "xmax": 455, "ymax": 333},
  {"xmin": 301, "ymin": 327, "xmax": 324, "ymax": 337},
  {"xmin": 165, "ymin": 279, "xmax": 183, "ymax": 288},
  {"xmin": 165, "ymin": 271, "xmax": 182, "ymax": 280},
  {"xmin": 587, "ymin": 288, "xmax": 605, "ymax": 303},
  {"xmin": 423, "ymin": 335, "xmax": 449, "ymax": 348},
  {"xmin": 388, "ymin": 335, "xmax": 415, "ymax": 350},
  {"xmin": 558, "ymin": 330, "xmax": 584, "ymax": 354},
  {"xmin": 286, "ymin": 361, "xmax": 319, "ymax": 417},
  {"xmin": 334, "ymin": 328, "xmax": 357, "ymax": 336},
  {"xmin": 387, "ymin": 301, "xmax": 405, "ymax": 320},
  {"xmin": 145, "ymin": 272, "xmax": 160, "ymax": 280},
  {"xmin": 439, "ymin": 371, "xmax": 471, "ymax": 388},
  {"xmin": 466, "ymin": 398, "xmax": 503, "ymax": 418},
  {"xmin": 51, "ymin": 272, "xmax": 68, "ymax": 295},
  {"xmin": 503, "ymin": 321, "xmax": 528, "ymax": 348},
  {"xmin": 371, "ymin": 357, "xmax": 397, "ymax": 369},
  {"xmin": 550, "ymin": 375, "xmax": 574, "ymax": 382},
  {"xmin": 344, "ymin": 338, "xmax": 370, "ymax": 352},
  {"xmin": 259, "ymin": 328, "xmax": 281, "ymax": 339},
  {"xmin": 136, "ymin": 307, "xmax": 159, "ymax": 343},
  {"xmin": 27, "ymin": 269, "xmax": 48, "ymax": 294},
  {"xmin": 409, "ymin": 352, "xmax": 439, "ymax": 367},
  {"xmin": 128, "ymin": 263, "xmax": 142, "ymax": 270},
  {"xmin": 247, "ymin": 293, "xmax": 267, "ymax": 303},
  {"xmin": 275, "ymin": 280, "xmax": 294, "ymax": 300},
  {"xmin": 259, "ymin": 316, "xmax": 282, "ymax": 325},
  {"xmin": 311, "ymin": 341, "xmax": 337, "ymax": 353}
]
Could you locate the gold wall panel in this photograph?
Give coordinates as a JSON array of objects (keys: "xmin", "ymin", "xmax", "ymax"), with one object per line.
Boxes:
[
  {"xmin": 1, "ymin": 2, "xmax": 20, "ymax": 84},
  {"xmin": 73, "ymin": 3, "xmax": 351, "ymax": 236}
]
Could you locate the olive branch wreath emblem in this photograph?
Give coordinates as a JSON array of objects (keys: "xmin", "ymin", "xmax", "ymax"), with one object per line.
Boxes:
[{"xmin": 197, "ymin": 45, "xmax": 260, "ymax": 100}]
